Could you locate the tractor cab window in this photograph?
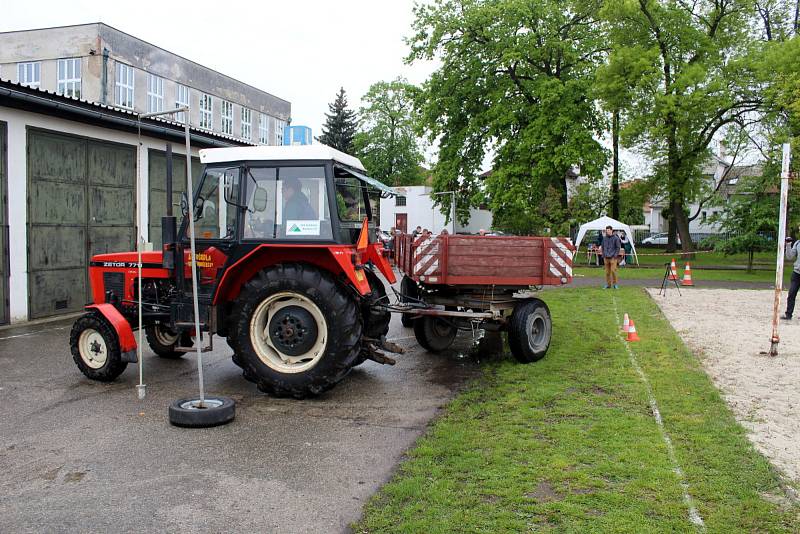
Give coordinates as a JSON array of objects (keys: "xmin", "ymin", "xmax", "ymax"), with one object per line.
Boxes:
[
  {"xmin": 243, "ymin": 165, "xmax": 332, "ymax": 240},
  {"xmin": 192, "ymin": 166, "xmax": 237, "ymax": 240},
  {"xmin": 334, "ymin": 167, "xmax": 372, "ymax": 243}
]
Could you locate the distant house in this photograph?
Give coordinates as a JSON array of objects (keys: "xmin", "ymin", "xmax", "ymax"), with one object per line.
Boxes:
[
  {"xmin": 645, "ymin": 155, "xmax": 763, "ymax": 236},
  {"xmin": 380, "ymin": 185, "xmax": 493, "ymax": 235}
]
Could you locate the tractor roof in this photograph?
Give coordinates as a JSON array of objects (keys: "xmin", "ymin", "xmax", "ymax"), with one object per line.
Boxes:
[{"xmin": 198, "ymin": 144, "xmax": 365, "ymax": 171}]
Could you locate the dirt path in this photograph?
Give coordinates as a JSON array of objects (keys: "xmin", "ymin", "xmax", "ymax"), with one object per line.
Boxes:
[{"xmin": 648, "ymin": 288, "xmax": 800, "ymax": 484}]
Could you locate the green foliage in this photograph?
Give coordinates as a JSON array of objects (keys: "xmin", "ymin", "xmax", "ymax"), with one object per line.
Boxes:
[
  {"xmin": 408, "ymin": 0, "xmax": 608, "ymax": 232},
  {"xmin": 353, "ymin": 79, "xmax": 426, "ymax": 186},
  {"xmin": 711, "ymin": 175, "xmax": 778, "ymax": 271},
  {"xmin": 598, "ymin": 0, "xmax": 769, "ymax": 250},
  {"xmin": 317, "ymin": 87, "xmax": 358, "ymax": 154}
]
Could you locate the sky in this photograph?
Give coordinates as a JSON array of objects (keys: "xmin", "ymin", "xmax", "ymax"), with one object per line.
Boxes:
[{"xmin": 0, "ymin": 0, "xmax": 436, "ymax": 137}]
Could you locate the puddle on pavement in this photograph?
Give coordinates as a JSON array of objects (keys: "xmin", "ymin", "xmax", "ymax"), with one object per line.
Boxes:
[{"xmin": 426, "ymin": 330, "xmax": 507, "ymax": 388}]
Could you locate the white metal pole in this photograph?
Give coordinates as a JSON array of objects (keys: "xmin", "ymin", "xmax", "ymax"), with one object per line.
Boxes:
[
  {"xmin": 184, "ymin": 120, "xmax": 206, "ymax": 403},
  {"xmin": 770, "ymin": 143, "xmax": 792, "ymax": 356},
  {"xmin": 136, "ymin": 122, "xmax": 145, "ymax": 399}
]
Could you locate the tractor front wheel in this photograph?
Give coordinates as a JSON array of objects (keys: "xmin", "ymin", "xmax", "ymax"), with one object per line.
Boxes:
[
  {"xmin": 228, "ymin": 263, "xmax": 363, "ymax": 398},
  {"xmin": 70, "ymin": 313, "xmax": 128, "ymax": 381},
  {"xmin": 145, "ymin": 324, "xmax": 187, "ymax": 359}
]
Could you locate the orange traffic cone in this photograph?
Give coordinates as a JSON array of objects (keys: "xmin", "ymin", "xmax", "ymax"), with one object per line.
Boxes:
[
  {"xmin": 626, "ymin": 319, "xmax": 641, "ymax": 342},
  {"xmin": 668, "ymin": 258, "xmax": 678, "ymax": 280},
  {"xmin": 681, "ymin": 263, "xmax": 694, "ymax": 286},
  {"xmin": 621, "ymin": 313, "xmax": 630, "ymax": 333}
]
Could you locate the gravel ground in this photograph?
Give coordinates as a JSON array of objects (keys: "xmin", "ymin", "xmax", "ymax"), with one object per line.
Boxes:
[{"xmin": 648, "ymin": 288, "xmax": 800, "ymax": 484}]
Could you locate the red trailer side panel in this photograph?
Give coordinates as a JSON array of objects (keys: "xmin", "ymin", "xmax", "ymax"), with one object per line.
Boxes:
[{"xmin": 397, "ymin": 234, "xmax": 574, "ymax": 287}]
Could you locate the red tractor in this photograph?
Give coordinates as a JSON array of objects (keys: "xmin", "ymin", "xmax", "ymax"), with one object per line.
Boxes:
[{"xmin": 70, "ymin": 145, "xmax": 397, "ymax": 398}]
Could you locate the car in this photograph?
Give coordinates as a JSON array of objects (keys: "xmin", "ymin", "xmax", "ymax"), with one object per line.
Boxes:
[{"xmin": 642, "ymin": 232, "xmax": 681, "ymax": 245}]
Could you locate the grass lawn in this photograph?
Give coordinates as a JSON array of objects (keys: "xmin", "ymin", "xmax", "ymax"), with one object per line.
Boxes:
[
  {"xmin": 573, "ymin": 266, "xmax": 784, "ymax": 283},
  {"xmin": 355, "ymin": 288, "xmax": 799, "ymax": 533}
]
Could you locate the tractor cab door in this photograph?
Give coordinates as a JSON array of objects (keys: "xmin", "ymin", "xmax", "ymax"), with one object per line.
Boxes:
[{"xmin": 180, "ymin": 166, "xmax": 240, "ymax": 300}]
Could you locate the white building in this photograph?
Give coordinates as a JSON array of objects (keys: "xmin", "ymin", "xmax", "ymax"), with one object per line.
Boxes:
[{"xmin": 380, "ymin": 185, "xmax": 493, "ymax": 235}]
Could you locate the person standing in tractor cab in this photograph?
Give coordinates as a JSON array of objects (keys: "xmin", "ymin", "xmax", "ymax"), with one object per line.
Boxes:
[
  {"xmin": 282, "ymin": 177, "xmax": 316, "ymax": 220},
  {"xmin": 601, "ymin": 225, "xmax": 622, "ymax": 289}
]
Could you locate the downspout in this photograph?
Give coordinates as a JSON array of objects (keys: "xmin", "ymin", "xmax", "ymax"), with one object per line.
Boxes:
[{"xmin": 101, "ymin": 48, "xmax": 109, "ymax": 105}]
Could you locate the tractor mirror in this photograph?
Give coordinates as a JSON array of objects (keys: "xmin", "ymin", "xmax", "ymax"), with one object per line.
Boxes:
[
  {"xmin": 253, "ymin": 186, "xmax": 268, "ymax": 212},
  {"xmin": 193, "ymin": 196, "xmax": 205, "ymax": 221},
  {"xmin": 180, "ymin": 191, "xmax": 189, "ymax": 218}
]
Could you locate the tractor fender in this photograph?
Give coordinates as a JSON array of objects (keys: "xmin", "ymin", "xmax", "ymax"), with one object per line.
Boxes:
[
  {"xmin": 363, "ymin": 243, "xmax": 397, "ymax": 284},
  {"xmin": 85, "ymin": 303, "xmax": 137, "ymax": 361},
  {"xmin": 213, "ymin": 245, "xmax": 372, "ymax": 305}
]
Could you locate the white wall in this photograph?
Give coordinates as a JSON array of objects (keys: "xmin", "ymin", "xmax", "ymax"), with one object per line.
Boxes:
[
  {"xmin": 0, "ymin": 106, "xmax": 201, "ymax": 323},
  {"xmin": 380, "ymin": 185, "xmax": 493, "ymax": 235}
]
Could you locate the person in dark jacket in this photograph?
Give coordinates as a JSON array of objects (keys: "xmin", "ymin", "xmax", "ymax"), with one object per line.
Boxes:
[
  {"xmin": 782, "ymin": 235, "xmax": 800, "ymax": 320},
  {"xmin": 282, "ymin": 177, "xmax": 316, "ymax": 220},
  {"xmin": 601, "ymin": 225, "xmax": 622, "ymax": 289}
]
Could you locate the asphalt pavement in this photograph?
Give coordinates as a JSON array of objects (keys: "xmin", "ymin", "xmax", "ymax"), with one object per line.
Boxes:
[{"xmin": 0, "ymin": 293, "xmax": 487, "ymax": 533}]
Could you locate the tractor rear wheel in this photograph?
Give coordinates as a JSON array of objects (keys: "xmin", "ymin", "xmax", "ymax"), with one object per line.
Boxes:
[
  {"xmin": 70, "ymin": 313, "xmax": 128, "ymax": 381},
  {"xmin": 507, "ymin": 299, "xmax": 552, "ymax": 363},
  {"xmin": 145, "ymin": 324, "xmax": 187, "ymax": 359},
  {"xmin": 228, "ymin": 263, "xmax": 363, "ymax": 398}
]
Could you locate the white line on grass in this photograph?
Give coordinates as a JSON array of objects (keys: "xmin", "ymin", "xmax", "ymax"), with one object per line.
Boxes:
[{"xmin": 612, "ymin": 296, "xmax": 705, "ymax": 530}]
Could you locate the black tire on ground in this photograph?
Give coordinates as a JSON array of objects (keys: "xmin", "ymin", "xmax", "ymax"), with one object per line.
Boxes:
[
  {"xmin": 227, "ymin": 263, "xmax": 363, "ymax": 398},
  {"xmin": 400, "ymin": 275, "xmax": 419, "ymax": 328},
  {"xmin": 413, "ymin": 315, "xmax": 458, "ymax": 353},
  {"xmin": 70, "ymin": 312, "xmax": 128, "ymax": 381},
  {"xmin": 507, "ymin": 298, "xmax": 552, "ymax": 363},
  {"xmin": 168, "ymin": 396, "xmax": 235, "ymax": 428},
  {"xmin": 362, "ymin": 268, "xmax": 391, "ymax": 339},
  {"xmin": 145, "ymin": 324, "xmax": 187, "ymax": 359}
]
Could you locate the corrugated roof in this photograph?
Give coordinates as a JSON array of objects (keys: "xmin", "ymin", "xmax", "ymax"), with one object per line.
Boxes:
[{"xmin": 0, "ymin": 77, "xmax": 258, "ymax": 147}]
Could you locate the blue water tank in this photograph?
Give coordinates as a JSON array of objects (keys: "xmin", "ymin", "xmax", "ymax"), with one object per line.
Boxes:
[{"xmin": 283, "ymin": 125, "xmax": 313, "ymax": 146}]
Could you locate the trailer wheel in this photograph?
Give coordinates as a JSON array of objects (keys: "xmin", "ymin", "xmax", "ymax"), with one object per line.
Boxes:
[
  {"xmin": 400, "ymin": 276, "xmax": 418, "ymax": 328},
  {"xmin": 145, "ymin": 325, "xmax": 186, "ymax": 359},
  {"xmin": 508, "ymin": 299, "xmax": 552, "ymax": 363},
  {"xmin": 228, "ymin": 263, "xmax": 363, "ymax": 398},
  {"xmin": 70, "ymin": 313, "xmax": 128, "ymax": 381},
  {"xmin": 413, "ymin": 315, "xmax": 457, "ymax": 353}
]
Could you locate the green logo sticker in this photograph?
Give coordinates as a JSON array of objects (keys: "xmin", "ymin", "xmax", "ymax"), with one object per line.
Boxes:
[{"xmin": 289, "ymin": 224, "xmax": 301, "ymax": 233}]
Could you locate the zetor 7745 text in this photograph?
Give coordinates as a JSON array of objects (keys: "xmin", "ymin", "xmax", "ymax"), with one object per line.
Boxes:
[{"xmin": 70, "ymin": 145, "xmax": 574, "ymax": 398}]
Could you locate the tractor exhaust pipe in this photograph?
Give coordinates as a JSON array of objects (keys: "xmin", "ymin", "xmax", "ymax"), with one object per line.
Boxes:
[{"xmin": 161, "ymin": 143, "xmax": 177, "ymax": 269}]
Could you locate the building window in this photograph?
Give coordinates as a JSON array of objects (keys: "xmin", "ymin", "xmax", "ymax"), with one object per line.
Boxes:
[
  {"xmin": 396, "ymin": 196, "xmax": 407, "ymax": 207},
  {"xmin": 18, "ymin": 62, "xmax": 41, "ymax": 88},
  {"xmin": 258, "ymin": 114, "xmax": 268, "ymax": 144},
  {"xmin": 273, "ymin": 118, "xmax": 286, "ymax": 146},
  {"xmin": 241, "ymin": 108, "xmax": 252, "ymax": 141},
  {"xmin": 175, "ymin": 84, "xmax": 190, "ymax": 123},
  {"xmin": 701, "ymin": 211, "xmax": 707, "ymax": 223},
  {"xmin": 115, "ymin": 63, "xmax": 135, "ymax": 109},
  {"xmin": 199, "ymin": 93, "xmax": 213, "ymax": 130},
  {"xmin": 147, "ymin": 74, "xmax": 164, "ymax": 113},
  {"xmin": 57, "ymin": 58, "xmax": 81, "ymax": 98},
  {"xmin": 221, "ymin": 100, "xmax": 233, "ymax": 135}
]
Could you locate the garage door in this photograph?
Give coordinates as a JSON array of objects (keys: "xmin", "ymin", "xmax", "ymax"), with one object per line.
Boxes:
[
  {"xmin": 148, "ymin": 148, "xmax": 200, "ymax": 248},
  {"xmin": 27, "ymin": 129, "xmax": 135, "ymax": 319},
  {"xmin": 0, "ymin": 122, "xmax": 7, "ymax": 325}
]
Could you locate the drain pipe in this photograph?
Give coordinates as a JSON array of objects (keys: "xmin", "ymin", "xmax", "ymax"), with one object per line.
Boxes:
[{"xmin": 101, "ymin": 48, "xmax": 109, "ymax": 105}]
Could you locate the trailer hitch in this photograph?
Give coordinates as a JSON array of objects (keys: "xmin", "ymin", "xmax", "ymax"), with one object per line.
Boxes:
[{"xmin": 361, "ymin": 336, "xmax": 405, "ymax": 365}]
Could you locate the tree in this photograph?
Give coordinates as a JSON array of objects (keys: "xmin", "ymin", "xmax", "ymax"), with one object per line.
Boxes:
[
  {"xmin": 317, "ymin": 88, "xmax": 358, "ymax": 154},
  {"xmin": 599, "ymin": 0, "xmax": 766, "ymax": 252},
  {"xmin": 353, "ymin": 79, "xmax": 426, "ymax": 186},
  {"xmin": 711, "ymin": 175, "xmax": 777, "ymax": 272},
  {"xmin": 408, "ymin": 0, "xmax": 608, "ymax": 234}
]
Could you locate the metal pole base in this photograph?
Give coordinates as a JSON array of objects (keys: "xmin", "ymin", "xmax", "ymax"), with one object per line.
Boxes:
[
  {"xmin": 769, "ymin": 338, "xmax": 779, "ymax": 357},
  {"xmin": 168, "ymin": 396, "xmax": 235, "ymax": 428},
  {"xmin": 136, "ymin": 384, "xmax": 147, "ymax": 400}
]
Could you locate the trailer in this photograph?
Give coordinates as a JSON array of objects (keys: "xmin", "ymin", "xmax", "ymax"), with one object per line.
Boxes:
[{"xmin": 388, "ymin": 233, "xmax": 574, "ymax": 361}]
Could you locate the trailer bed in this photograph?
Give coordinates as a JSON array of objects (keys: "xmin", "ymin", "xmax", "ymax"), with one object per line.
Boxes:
[{"xmin": 395, "ymin": 233, "xmax": 574, "ymax": 287}]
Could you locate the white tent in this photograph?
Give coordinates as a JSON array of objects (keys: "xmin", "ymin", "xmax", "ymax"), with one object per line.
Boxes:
[{"xmin": 574, "ymin": 216, "xmax": 639, "ymax": 265}]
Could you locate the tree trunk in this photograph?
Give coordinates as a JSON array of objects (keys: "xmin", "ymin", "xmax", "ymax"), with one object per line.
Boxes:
[
  {"xmin": 795, "ymin": 0, "xmax": 799, "ymax": 34},
  {"xmin": 672, "ymin": 200, "xmax": 694, "ymax": 257},
  {"xmin": 666, "ymin": 203, "xmax": 678, "ymax": 253},
  {"xmin": 748, "ymin": 248, "xmax": 754, "ymax": 273},
  {"xmin": 611, "ymin": 110, "xmax": 620, "ymax": 220}
]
